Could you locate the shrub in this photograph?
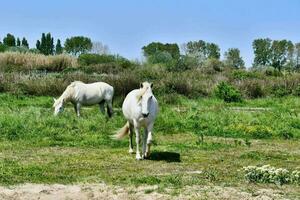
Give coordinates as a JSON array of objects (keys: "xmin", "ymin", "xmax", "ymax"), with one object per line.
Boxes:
[
  {"xmin": 203, "ymin": 58, "xmax": 224, "ymax": 73},
  {"xmin": 243, "ymin": 165, "xmax": 300, "ymax": 185},
  {"xmin": 78, "ymin": 53, "xmax": 134, "ymax": 69},
  {"xmin": 242, "ymin": 81, "xmax": 264, "ymax": 98},
  {"xmin": 293, "ymin": 84, "xmax": 300, "ymax": 96},
  {"xmin": 271, "ymin": 85, "xmax": 290, "ymax": 97},
  {"xmin": 278, "ymin": 129, "xmax": 294, "ymax": 140},
  {"xmin": 214, "ymin": 81, "xmax": 242, "ymax": 102},
  {"xmin": 78, "ymin": 54, "xmax": 115, "ymax": 65},
  {"xmin": 231, "ymin": 70, "xmax": 260, "ymax": 80},
  {"xmin": 265, "ymin": 68, "xmax": 282, "ymax": 77},
  {"xmin": 225, "ymin": 124, "xmax": 273, "ymax": 139},
  {"xmin": 0, "ymin": 44, "xmax": 8, "ymax": 52}
]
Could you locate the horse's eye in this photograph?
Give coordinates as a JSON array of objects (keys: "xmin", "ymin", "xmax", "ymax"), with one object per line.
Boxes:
[{"xmin": 150, "ymin": 96, "xmax": 153, "ymax": 99}]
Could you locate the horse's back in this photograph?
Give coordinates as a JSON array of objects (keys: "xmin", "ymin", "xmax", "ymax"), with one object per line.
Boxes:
[{"xmin": 72, "ymin": 81, "xmax": 114, "ymax": 104}]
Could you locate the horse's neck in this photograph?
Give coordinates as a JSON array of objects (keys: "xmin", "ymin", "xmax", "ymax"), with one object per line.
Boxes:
[{"xmin": 59, "ymin": 86, "xmax": 74, "ymax": 103}]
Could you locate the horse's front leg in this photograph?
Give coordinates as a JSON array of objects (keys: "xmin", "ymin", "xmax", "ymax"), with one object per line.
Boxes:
[
  {"xmin": 76, "ymin": 103, "xmax": 81, "ymax": 117},
  {"xmin": 142, "ymin": 128, "xmax": 149, "ymax": 159},
  {"xmin": 134, "ymin": 127, "xmax": 142, "ymax": 160},
  {"xmin": 145, "ymin": 123, "xmax": 154, "ymax": 158}
]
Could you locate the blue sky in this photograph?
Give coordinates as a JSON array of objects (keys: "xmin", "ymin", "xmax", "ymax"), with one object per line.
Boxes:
[{"xmin": 1, "ymin": 0, "xmax": 300, "ymax": 66}]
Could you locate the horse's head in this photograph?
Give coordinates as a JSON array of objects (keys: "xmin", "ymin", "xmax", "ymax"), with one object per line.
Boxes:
[
  {"xmin": 53, "ymin": 98, "xmax": 64, "ymax": 116},
  {"xmin": 140, "ymin": 82, "xmax": 153, "ymax": 118}
]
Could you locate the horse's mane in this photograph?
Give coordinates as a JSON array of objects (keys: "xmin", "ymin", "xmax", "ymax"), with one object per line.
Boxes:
[
  {"xmin": 136, "ymin": 82, "xmax": 152, "ymax": 101},
  {"xmin": 54, "ymin": 82, "xmax": 78, "ymax": 106}
]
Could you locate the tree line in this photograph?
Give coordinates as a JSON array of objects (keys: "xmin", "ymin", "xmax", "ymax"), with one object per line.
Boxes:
[
  {"xmin": 0, "ymin": 33, "xmax": 96, "ymax": 56},
  {"xmin": 1, "ymin": 32, "xmax": 300, "ymax": 71}
]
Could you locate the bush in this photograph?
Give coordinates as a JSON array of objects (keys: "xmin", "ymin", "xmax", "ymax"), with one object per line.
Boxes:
[
  {"xmin": 0, "ymin": 44, "xmax": 8, "ymax": 52},
  {"xmin": 214, "ymin": 81, "xmax": 242, "ymax": 102},
  {"xmin": 203, "ymin": 58, "xmax": 224, "ymax": 73},
  {"xmin": 78, "ymin": 53, "xmax": 134, "ymax": 69},
  {"xmin": 293, "ymin": 84, "xmax": 300, "ymax": 96},
  {"xmin": 271, "ymin": 85, "xmax": 290, "ymax": 97},
  {"xmin": 265, "ymin": 68, "xmax": 282, "ymax": 77},
  {"xmin": 243, "ymin": 165, "xmax": 300, "ymax": 185},
  {"xmin": 225, "ymin": 124, "xmax": 273, "ymax": 139},
  {"xmin": 278, "ymin": 129, "xmax": 294, "ymax": 140},
  {"xmin": 78, "ymin": 54, "xmax": 115, "ymax": 65},
  {"xmin": 242, "ymin": 81, "xmax": 264, "ymax": 98}
]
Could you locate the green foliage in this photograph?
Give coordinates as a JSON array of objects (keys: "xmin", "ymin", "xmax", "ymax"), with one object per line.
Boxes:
[
  {"xmin": 0, "ymin": 44, "xmax": 8, "ymax": 52},
  {"xmin": 203, "ymin": 58, "xmax": 224, "ymax": 72},
  {"xmin": 55, "ymin": 39, "xmax": 63, "ymax": 54},
  {"xmin": 142, "ymin": 42, "xmax": 180, "ymax": 61},
  {"xmin": 64, "ymin": 36, "xmax": 93, "ymax": 56},
  {"xmin": 21, "ymin": 37, "xmax": 29, "ymax": 48},
  {"xmin": 214, "ymin": 82, "xmax": 242, "ymax": 102},
  {"xmin": 3, "ymin": 33, "xmax": 16, "ymax": 47},
  {"xmin": 37, "ymin": 33, "xmax": 54, "ymax": 55},
  {"xmin": 224, "ymin": 48, "xmax": 245, "ymax": 68},
  {"xmin": 78, "ymin": 53, "xmax": 133, "ymax": 69},
  {"xmin": 253, "ymin": 38, "xmax": 272, "ymax": 67},
  {"xmin": 184, "ymin": 40, "xmax": 220, "ymax": 64},
  {"xmin": 278, "ymin": 128, "xmax": 294, "ymax": 140},
  {"xmin": 271, "ymin": 85, "xmax": 289, "ymax": 97},
  {"xmin": 16, "ymin": 38, "xmax": 21, "ymax": 46},
  {"xmin": 270, "ymin": 40, "xmax": 293, "ymax": 71}
]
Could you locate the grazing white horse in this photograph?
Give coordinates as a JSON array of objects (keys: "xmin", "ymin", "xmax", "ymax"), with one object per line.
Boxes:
[
  {"xmin": 113, "ymin": 82, "xmax": 159, "ymax": 160},
  {"xmin": 53, "ymin": 81, "xmax": 114, "ymax": 117}
]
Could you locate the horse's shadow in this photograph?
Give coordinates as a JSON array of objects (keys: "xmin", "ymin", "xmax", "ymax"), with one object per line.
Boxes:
[{"xmin": 148, "ymin": 151, "xmax": 181, "ymax": 162}]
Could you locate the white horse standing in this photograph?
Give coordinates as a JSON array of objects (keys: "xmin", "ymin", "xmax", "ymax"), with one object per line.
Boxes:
[
  {"xmin": 53, "ymin": 81, "xmax": 114, "ymax": 117},
  {"xmin": 114, "ymin": 82, "xmax": 159, "ymax": 160}
]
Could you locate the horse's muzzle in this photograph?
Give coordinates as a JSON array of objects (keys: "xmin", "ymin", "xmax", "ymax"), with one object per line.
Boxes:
[{"xmin": 142, "ymin": 113, "xmax": 149, "ymax": 118}]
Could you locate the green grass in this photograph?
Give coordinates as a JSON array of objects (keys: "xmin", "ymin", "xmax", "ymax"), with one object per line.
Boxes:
[{"xmin": 0, "ymin": 93, "xmax": 299, "ymax": 197}]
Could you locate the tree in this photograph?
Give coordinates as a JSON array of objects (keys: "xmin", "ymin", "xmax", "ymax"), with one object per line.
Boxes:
[
  {"xmin": 37, "ymin": 33, "xmax": 54, "ymax": 55},
  {"xmin": 3, "ymin": 33, "xmax": 16, "ymax": 47},
  {"xmin": 36, "ymin": 40, "xmax": 41, "ymax": 50},
  {"xmin": 253, "ymin": 38, "xmax": 272, "ymax": 67},
  {"xmin": 142, "ymin": 42, "xmax": 180, "ymax": 60},
  {"xmin": 224, "ymin": 48, "xmax": 245, "ymax": 69},
  {"xmin": 206, "ymin": 43, "xmax": 220, "ymax": 59},
  {"xmin": 184, "ymin": 40, "xmax": 220, "ymax": 64},
  {"xmin": 21, "ymin": 37, "xmax": 29, "ymax": 48},
  {"xmin": 55, "ymin": 39, "xmax": 63, "ymax": 54},
  {"xmin": 270, "ymin": 40, "xmax": 291, "ymax": 71},
  {"xmin": 16, "ymin": 38, "xmax": 21, "ymax": 46},
  {"xmin": 90, "ymin": 42, "xmax": 110, "ymax": 55},
  {"xmin": 295, "ymin": 43, "xmax": 300, "ymax": 69},
  {"xmin": 64, "ymin": 36, "xmax": 92, "ymax": 56}
]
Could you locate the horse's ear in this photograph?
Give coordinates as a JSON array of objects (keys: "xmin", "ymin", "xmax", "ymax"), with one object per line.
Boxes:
[
  {"xmin": 53, "ymin": 98, "xmax": 57, "ymax": 102},
  {"xmin": 140, "ymin": 82, "xmax": 143, "ymax": 88},
  {"xmin": 150, "ymin": 83, "xmax": 153, "ymax": 88}
]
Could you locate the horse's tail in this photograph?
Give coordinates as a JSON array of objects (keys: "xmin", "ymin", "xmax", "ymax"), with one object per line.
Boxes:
[{"xmin": 112, "ymin": 121, "xmax": 130, "ymax": 140}]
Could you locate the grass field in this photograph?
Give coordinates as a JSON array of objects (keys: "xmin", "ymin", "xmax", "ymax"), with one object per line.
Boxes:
[{"xmin": 0, "ymin": 93, "xmax": 300, "ymax": 198}]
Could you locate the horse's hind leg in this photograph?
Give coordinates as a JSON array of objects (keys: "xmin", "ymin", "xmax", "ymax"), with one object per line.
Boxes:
[
  {"xmin": 129, "ymin": 123, "xmax": 134, "ymax": 154},
  {"xmin": 106, "ymin": 99, "xmax": 113, "ymax": 118}
]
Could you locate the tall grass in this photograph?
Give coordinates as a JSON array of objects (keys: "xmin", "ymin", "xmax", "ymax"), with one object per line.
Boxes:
[{"xmin": 0, "ymin": 52, "xmax": 77, "ymax": 72}]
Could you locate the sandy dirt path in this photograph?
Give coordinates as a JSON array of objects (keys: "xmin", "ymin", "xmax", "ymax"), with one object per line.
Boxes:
[{"xmin": 0, "ymin": 183, "xmax": 294, "ymax": 200}]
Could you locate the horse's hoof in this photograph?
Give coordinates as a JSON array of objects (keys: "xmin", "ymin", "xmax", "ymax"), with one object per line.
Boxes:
[
  {"xmin": 129, "ymin": 149, "xmax": 134, "ymax": 154},
  {"xmin": 136, "ymin": 155, "xmax": 142, "ymax": 160}
]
